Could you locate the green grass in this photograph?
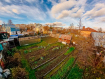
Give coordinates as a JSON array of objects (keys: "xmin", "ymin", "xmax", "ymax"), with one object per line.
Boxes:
[
  {"xmin": 21, "ymin": 49, "xmax": 36, "ymax": 79},
  {"xmin": 66, "ymin": 64, "xmax": 83, "ymax": 79},
  {"xmin": 20, "ymin": 38, "xmax": 41, "ymax": 46},
  {"xmin": 21, "ymin": 59, "xmax": 36, "ymax": 79},
  {"xmin": 51, "ymin": 57, "xmax": 75, "ymax": 79},
  {"xmin": 41, "ymin": 37, "xmax": 58, "ymax": 44},
  {"xmin": 64, "ymin": 47, "xmax": 75, "ymax": 55},
  {"xmin": 17, "ymin": 40, "xmax": 42, "ymax": 50}
]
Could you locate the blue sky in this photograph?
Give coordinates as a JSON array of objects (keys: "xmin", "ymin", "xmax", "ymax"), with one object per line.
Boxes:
[{"xmin": 0, "ymin": 0, "xmax": 105, "ymax": 30}]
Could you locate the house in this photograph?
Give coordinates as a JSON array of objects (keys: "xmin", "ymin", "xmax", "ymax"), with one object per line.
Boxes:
[
  {"xmin": 81, "ymin": 26, "xmax": 97, "ymax": 37},
  {"xmin": 91, "ymin": 32, "xmax": 105, "ymax": 48},
  {"xmin": 1, "ymin": 24, "xmax": 20, "ymax": 35},
  {"xmin": 58, "ymin": 34, "xmax": 72, "ymax": 45}
]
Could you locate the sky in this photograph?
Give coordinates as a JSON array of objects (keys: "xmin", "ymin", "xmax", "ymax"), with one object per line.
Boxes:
[{"xmin": 0, "ymin": 0, "xmax": 105, "ymax": 30}]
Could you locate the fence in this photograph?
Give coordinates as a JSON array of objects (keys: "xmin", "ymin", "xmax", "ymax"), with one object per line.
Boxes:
[
  {"xmin": 19, "ymin": 36, "xmax": 41, "ymax": 46},
  {"xmin": 50, "ymin": 34, "xmax": 60, "ymax": 38}
]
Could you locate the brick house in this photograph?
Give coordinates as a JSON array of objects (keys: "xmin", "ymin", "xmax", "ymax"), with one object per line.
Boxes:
[
  {"xmin": 81, "ymin": 26, "xmax": 97, "ymax": 37},
  {"xmin": 58, "ymin": 34, "xmax": 72, "ymax": 45}
]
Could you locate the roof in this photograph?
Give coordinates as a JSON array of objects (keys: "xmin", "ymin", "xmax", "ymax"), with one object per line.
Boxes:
[
  {"xmin": 2, "ymin": 24, "xmax": 16, "ymax": 27},
  {"xmin": 0, "ymin": 32, "xmax": 7, "ymax": 33},
  {"xmin": 81, "ymin": 27, "xmax": 97, "ymax": 32},
  {"xmin": 59, "ymin": 34, "xmax": 71, "ymax": 40}
]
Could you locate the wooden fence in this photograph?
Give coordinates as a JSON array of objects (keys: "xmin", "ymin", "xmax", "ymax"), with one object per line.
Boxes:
[{"xmin": 19, "ymin": 36, "xmax": 41, "ymax": 46}]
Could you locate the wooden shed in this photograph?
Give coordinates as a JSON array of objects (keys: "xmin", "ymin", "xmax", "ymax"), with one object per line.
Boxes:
[{"xmin": 58, "ymin": 34, "xmax": 72, "ymax": 45}]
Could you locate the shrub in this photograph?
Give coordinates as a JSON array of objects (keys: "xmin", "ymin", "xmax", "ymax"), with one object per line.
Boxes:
[
  {"xmin": 24, "ymin": 50, "xmax": 28, "ymax": 54},
  {"xmin": 5, "ymin": 57, "xmax": 19, "ymax": 68},
  {"xmin": 7, "ymin": 48, "xmax": 17, "ymax": 56},
  {"xmin": 11, "ymin": 67, "xmax": 28, "ymax": 79},
  {"xmin": 13, "ymin": 53, "xmax": 21, "ymax": 62}
]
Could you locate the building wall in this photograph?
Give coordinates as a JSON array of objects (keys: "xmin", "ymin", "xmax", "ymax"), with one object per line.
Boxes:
[
  {"xmin": 81, "ymin": 31, "xmax": 91, "ymax": 37},
  {"xmin": 91, "ymin": 32, "xmax": 105, "ymax": 48}
]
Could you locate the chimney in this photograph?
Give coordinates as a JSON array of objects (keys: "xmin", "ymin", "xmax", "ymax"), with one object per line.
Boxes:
[{"xmin": 83, "ymin": 26, "xmax": 85, "ymax": 29}]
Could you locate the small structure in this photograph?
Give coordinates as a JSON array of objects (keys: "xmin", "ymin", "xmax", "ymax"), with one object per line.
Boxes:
[
  {"xmin": 19, "ymin": 36, "xmax": 41, "ymax": 46},
  {"xmin": 91, "ymin": 32, "xmax": 105, "ymax": 48},
  {"xmin": 81, "ymin": 26, "xmax": 97, "ymax": 37},
  {"xmin": 58, "ymin": 34, "xmax": 72, "ymax": 45}
]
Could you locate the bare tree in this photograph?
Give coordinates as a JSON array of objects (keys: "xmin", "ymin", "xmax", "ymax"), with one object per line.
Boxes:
[
  {"xmin": 69, "ymin": 23, "xmax": 74, "ymax": 29},
  {"xmin": 98, "ymin": 27, "xmax": 102, "ymax": 32},
  {"xmin": 8, "ymin": 20, "xmax": 13, "ymax": 25},
  {"xmin": 78, "ymin": 18, "xmax": 82, "ymax": 30}
]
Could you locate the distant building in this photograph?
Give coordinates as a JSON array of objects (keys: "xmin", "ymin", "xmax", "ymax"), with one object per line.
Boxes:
[
  {"xmin": 91, "ymin": 32, "xmax": 105, "ymax": 48},
  {"xmin": 33, "ymin": 24, "xmax": 44, "ymax": 33},
  {"xmin": 81, "ymin": 26, "xmax": 97, "ymax": 37},
  {"xmin": 1, "ymin": 24, "xmax": 20, "ymax": 35},
  {"xmin": 58, "ymin": 34, "xmax": 72, "ymax": 45},
  {"xmin": 54, "ymin": 27, "xmax": 63, "ymax": 30}
]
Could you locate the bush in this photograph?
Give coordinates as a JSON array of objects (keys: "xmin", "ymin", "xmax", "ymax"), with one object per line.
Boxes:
[
  {"xmin": 13, "ymin": 53, "xmax": 21, "ymax": 62},
  {"xmin": 7, "ymin": 48, "xmax": 17, "ymax": 56},
  {"xmin": 11, "ymin": 67, "xmax": 28, "ymax": 79},
  {"xmin": 5, "ymin": 57, "xmax": 19, "ymax": 68}
]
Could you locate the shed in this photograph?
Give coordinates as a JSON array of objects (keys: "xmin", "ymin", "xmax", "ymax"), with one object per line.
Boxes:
[{"xmin": 58, "ymin": 34, "xmax": 72, "ymax": 45}]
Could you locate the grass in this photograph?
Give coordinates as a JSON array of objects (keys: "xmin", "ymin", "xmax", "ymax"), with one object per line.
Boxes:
[
  {"xmin": 64, "ymin": 47, "xmax": 75, "ymax": 55},
  {"xmin": 66, "ymin": 64, "xmax": 83, "ymax": 79},
  {"xmin": 17, "ymin": 40, "xmax": 42, "ymax": 50},
  {"xmin": 21, "ymin": 51, "xmax": 36, "ymax": 79},
  {"xmin": 41, "ymin": 37, "xmax": 58, "ymax": 44},
  {"xmin": 19, "ymin": 38, "xmax": 41, "ymax": 46},
  {"xmin": 50, "ymin": 57, "xmax": 75, "ymax": 79},
  {"xmin": 21, "ymin": 59, "xmax": 36, "ymax": 79}
]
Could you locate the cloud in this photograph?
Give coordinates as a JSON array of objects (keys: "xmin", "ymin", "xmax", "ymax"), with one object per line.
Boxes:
[
  {"xmin": 45, "ymin": 22, "xmax": 66, "ymax": 26},
  {"xmin": 56, "ymin": 7, "xmax": 79, "ymax": 19},
  {"xmin": 48, "ymin": 0, "xmax": 57, "ymax": 5},
  {"xmin": 101, "ymin": 17, "xmax": 105, "ymax": 22},
  {"xmin": 5, "ymin": 0, "xmax": 11, "ymax": 3},
  {"xmin": 58, "ymin": 0, "xmax": 67, "ymax": 3},
  {"xmin": 84, "ymin": 3, "xmax": 105, "ymax": 19},
  {"xmin": 41, "ymin": 0, "xmax": 43, "ymax": 4},
  {"xmin": 0, "ymin": 20, "xmax": 3, "ymax": 25},
  {"xmin": 52, "ymin": 0, "xmax": 87, "ymax": 19},
  {"xmin": 0, "ymin": 2, "xmax": 47, "ymax": 21},
  {"xmin": 26, "ymin": 0, "xmax": 35, "ymax": 3},
  {"xmin": 51, "ymin": 0, "xmax": 76, "ymax": 17},
  {"xmin": 12, "ymin": 9, "xmax": 19, "ymax": 14}
]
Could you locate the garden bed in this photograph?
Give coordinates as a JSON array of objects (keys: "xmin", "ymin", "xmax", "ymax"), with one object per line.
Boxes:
[
  {"xmin": 30, "ymin": 46, "xmax": 66, "ymax": 69},
  {"xmin": 50, "ymin": 57, "xmax": 75, "ymax": 79},
  {"xmin": 35, "ymin": 49, "xmax": 68, "ymax": 79}
]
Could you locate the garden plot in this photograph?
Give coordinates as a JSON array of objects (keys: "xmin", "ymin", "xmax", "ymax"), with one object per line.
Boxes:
[
  {"xmin": 50, "ymin": 57, "xmax": 75, "ymax": 79},
  {"xmin": 65, "ymin": 64, "xmax": 83, "ymax": 79},
  {"xmin": 30, "ymin": 45, "xmax": 66, "ymax": 69},
  {"xmin": 21, "ymin": 40, "xmax": 65, "ymax": 69},
  {"xmin": 34, "ymin": 47, "xmax": 75, "ymax": 79},
  {"xmin": 35, "ymin": 48, "xmax": 68, "ymax": 79}
]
